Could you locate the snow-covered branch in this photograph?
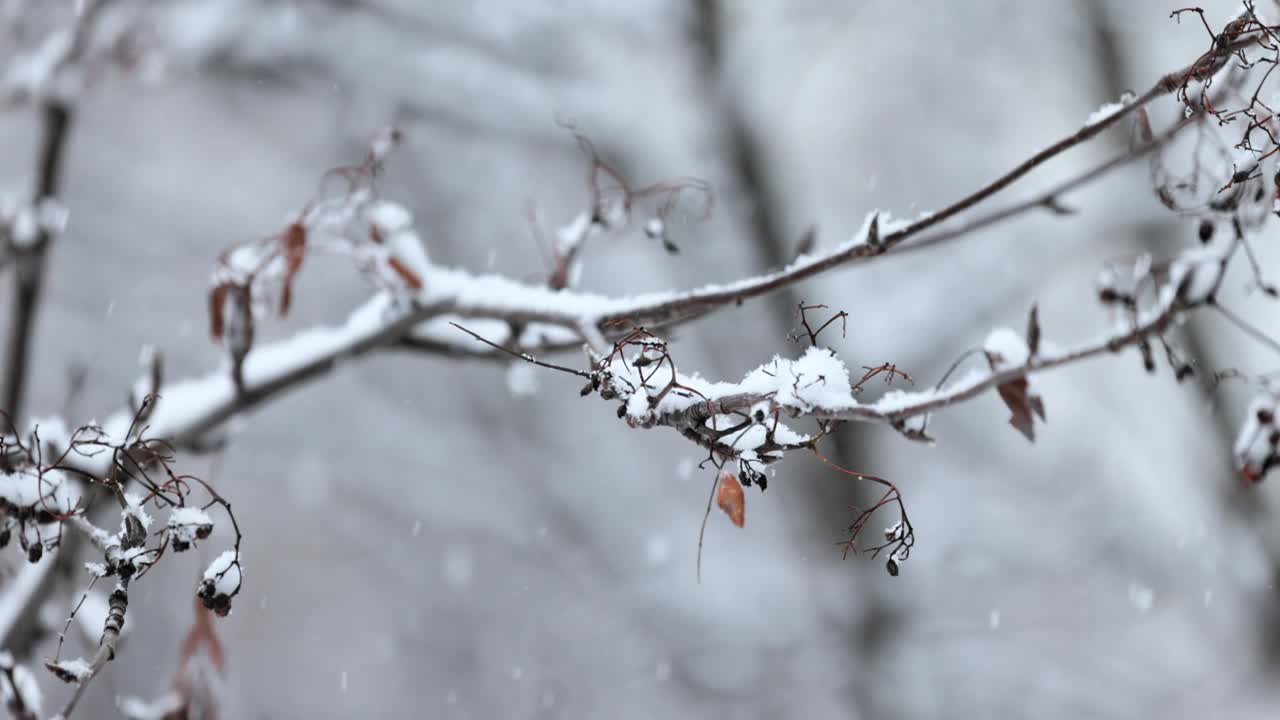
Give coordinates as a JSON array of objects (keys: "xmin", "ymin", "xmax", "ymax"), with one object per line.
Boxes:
[
  {"xmin": 592, "ymin": 241, "xmax": 1232, "ymax": 438},
  {"xmin": 3, "ymin": 3, "xmax": 1280, "ymax": 714},
  {"xmin": 0, "ymin": 400, "xmax": 241, "ymax": 718},
  {"xmin": 7, "ymin": 4, "xmax": 1271, "ymax": 566}
]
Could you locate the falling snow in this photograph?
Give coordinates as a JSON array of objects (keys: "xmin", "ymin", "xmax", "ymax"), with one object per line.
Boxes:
[{"xmin": 1128, "ymin": 582, "xmax": 1154, "ymax": 614}]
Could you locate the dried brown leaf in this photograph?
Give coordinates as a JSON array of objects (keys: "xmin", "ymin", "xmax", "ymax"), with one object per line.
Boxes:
[
  {"xmin": 208, "ymin": 284, "xmax": 228, "ymax": 341},
  {"xmin": 387, "ymin": 256, "xmax": 424, "ymax": 290},
  {"xmin": 994, "ymin": 376, "xmax": 1047, "ymax": 442},
  {"xmin": 716, "ymin": 471, "xmax": 745, "ymax": 528},
  {"xmin": 279, "ymin": 222, "xmax": 307, "ymax": 315}
]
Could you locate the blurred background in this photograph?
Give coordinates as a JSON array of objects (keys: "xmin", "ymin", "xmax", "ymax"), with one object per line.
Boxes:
[{"xmin": 3, "ymin": 1, "xmax": 1280, "ymax": 717}]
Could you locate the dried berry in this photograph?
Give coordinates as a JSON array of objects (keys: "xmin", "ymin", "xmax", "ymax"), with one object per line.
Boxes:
[{"xmin": 1198, "ymin": 219, "xmax": 1214, "ymax": 243}]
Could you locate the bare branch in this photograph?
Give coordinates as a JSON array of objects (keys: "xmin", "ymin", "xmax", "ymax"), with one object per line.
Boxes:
[
  {"xmin": 54, "ymin": 578, "xmax": 128, "ymax": 719},
  {"xmin": 2, "ymin": 102, "xmax": 71, "ymax": 423}
]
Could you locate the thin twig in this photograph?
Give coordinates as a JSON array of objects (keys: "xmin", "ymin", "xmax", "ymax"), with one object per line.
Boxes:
[
  {"xmin": 447, "ymin": 322, "xmax": 590, "ymax": 378},
  {"xmin": 1211, "ymin": 301, "xmax": 1280, "ymax": 357},
  {"xmin": 696, "ymin": 471, "xmax": 718, "ymax": 584},
  {"xmin": 56, "ymin": 578, "xmax": 128, "ymax": 719}
]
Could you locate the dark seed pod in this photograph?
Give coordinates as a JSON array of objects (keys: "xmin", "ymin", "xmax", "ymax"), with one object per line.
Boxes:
[
  {"xmin": 212, "ymin": 594, "xmax": 232, "ymax": 616},
  {"xmin": 616, "ymin": 404, "xmax": 627, "ymax": 419},
  {"xmin": 123, "ymin": 514, "xmax": 146, "ymax": 549},
  {"xmin": 885, "ymin": 558, "xmax": 899, "ymax": 577},
  {"xmin": 739, "ymin": 464, "xmax": 766, "ymax": 492},
  {"xmin": 198, "ymin": 584, "xmax": 234, "ymax": 617},
  {"xmin": 45, "ymin": 662, "xmax": 82, "ymax": 684},
  {"xmin": 0, "ymin": 528, "xmax": 11, "ymax": 548},
  {"xmin": 1198, "ymin": 220, "xmax": 1214, "ymax": 243},
  {"xmin": 27, "ymin": 543, "xmax": 42, "ymax": 564},
  {"xmin": 579, "ymin": 381, "xmax": 593, "ymax": 397},
  {"xmin": 1140, "ymin": 342, "xmax": 1156, "ymax": 373},
  {"xmin": 1258, "ymin": 408, "xmax": 1274, "ymax": 425}
]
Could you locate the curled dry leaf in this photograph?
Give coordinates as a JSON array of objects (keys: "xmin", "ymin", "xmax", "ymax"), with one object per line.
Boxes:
[
  {"xmin": 994, "ymin": 376, "xmax": 1046, "ymax": 443},
  {"xmin": 1134, "ymin": 105, "xmax": 1155, "ymax": 144},
  {"xmin": 279, "ymin": 221, "xmax": 307, "ymax": 315},
  {"xmin": 179, "ymin": 598, "xmax": 226, "ymax": 675},
  {"xmin": 207, "ymin": 284, "xmax": 228, "ymax": 341},
  {"xmin": 386, "ymin": 256, "xmax": 424, "ymax": 290},
  {"xmin": 716, "ymin": 471, "xmax": 745, "ymax": 528},
  {"xmin": 983, "ymin": 331, "xmax": 1046, "ymax": 443}
]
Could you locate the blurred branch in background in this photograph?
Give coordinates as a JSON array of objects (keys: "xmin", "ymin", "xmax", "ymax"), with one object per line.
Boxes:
[
  {"xmin": 0, "ymin": 5, "xmax": 247, "ymax": 717},
  {"xmin": 0, "ymin": 0, "xmax": 112, "ymax": 426},
  {"xmin": 1, "ymin": 103, "xmax": 69, "ymax": 428},
  {"xmin": 1086, "ymin": 0, "xmax": 1280, "ymax": 674}
]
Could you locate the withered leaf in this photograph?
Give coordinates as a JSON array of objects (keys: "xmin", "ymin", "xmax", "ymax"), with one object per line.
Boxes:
[
  {"xmin": 279, "ymin": 222, "xmax": 307, "ymax": 315},
  {"xmin": 179, "ymin": 598, "xmax": 226, "ymax": 673},
  {"xmin": 1134, "ymin": 105, "xmax": 1155, "ymax": 144},
  {"xmin": 208, "ymin": 284, "xmax": 228, "ymax": 341},
  {"xmin": 387, "ymin": 256, "xmax": 424, "ymax": 290},
  {"xmin": 716, "ymin": 471, "xmax": 745, "ymax": 528},
  {"xmin": 995, "ymin": 376, "xmax": 1046, "ymax": 443}
]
